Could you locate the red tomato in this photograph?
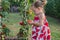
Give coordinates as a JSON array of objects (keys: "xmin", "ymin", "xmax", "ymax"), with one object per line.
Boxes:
[
  {"xmin": 27, "ymin": 20, "xmax": 32, "ymax": 23},
  {"xmin": 19, "ymin": 21, "xmax": 24, "ymax": 25}
]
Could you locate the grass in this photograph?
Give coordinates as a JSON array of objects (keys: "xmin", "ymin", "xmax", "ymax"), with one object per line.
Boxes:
[
  {"xmin": 47, "ymin": 16, "xmax": 60, "ymax": 40},
  {"xmin": 3, "ymin": 13, "xmax": 21, "ymax": 37},
  {"xmin": 2, "ymin": 13, "xmax": 60, "ymax": 40}
]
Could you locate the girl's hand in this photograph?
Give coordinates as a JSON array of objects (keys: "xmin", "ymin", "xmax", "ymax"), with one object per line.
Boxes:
[{"xmin": 27, "ymin": 20, "xmax": 33, "ymax": 25}]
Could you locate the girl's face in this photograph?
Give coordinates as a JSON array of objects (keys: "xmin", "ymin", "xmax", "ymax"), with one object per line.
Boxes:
[{"xmin": 31, "ymin": 6, "xmax": 42, "ymax": 15}]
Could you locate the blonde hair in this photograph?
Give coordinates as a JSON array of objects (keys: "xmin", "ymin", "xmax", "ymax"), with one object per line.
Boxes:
[{"xmin": 40, "ymin": 0, "xmax": 47, "ymax": 6}]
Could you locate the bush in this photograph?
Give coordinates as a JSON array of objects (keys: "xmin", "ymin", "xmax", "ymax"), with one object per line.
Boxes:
[{"xmin": 45, "ymin": 0, "xmax": 60, "ymax": 19}]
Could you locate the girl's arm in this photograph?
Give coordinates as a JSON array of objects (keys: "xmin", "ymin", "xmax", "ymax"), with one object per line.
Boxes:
[
  {"xmin": 32, "ymin": 13, "xmax": 45, "ymax": 27},
  {"xmin": 39, "ymin": 13, "xmax": 45, "ymax": 26}
]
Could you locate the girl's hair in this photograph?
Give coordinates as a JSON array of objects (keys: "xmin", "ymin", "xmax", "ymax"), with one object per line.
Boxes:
[
  {"xmin": 34, "ymin": 1, "xmax": 42, "ymax": 8},
  {"xmin": 41, "ymin": 0, "xmax": 47, "ymax": 6},
  {"xmin": 34, "ymin": 0, "xmax": 47, "ymax": 8}
]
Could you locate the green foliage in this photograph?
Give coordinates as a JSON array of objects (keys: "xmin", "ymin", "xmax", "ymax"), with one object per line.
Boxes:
[
  {"xmin": 9, "ymin": 0, "xmax": 20, "ymax": 6},
  {"xmin": 45, "ymin": 0, "xmax": 60, "ymax": 19},
  {"xmin": 17, "ymin": 0, "xmax": 35, "ymax": 39},
  {"xmin": 1, "ymin": 0, "xmax": 36, "ymax": 39},
  {"xmin": 2, "ymin": 0, "xmax": 10, "ymax": 11},
  {"xmin": 2, "ymin": 27, "xmax": 10, "ymax": 36},
  {"xmin": 18, "ymin": 0, "xmax": 31, "ymax": 39}
]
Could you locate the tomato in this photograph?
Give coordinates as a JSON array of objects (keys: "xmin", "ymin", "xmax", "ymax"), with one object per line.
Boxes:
[
  {"xmin": 2, "ymin": 24, "xmax": 6, "ymax": 28},
  {"xmin": 19, "ymin": 21, "xmax": 24, "ymax": 25},
  {"xmin": 27, "ymin": 20, "xmax": 32, "ymax": 23}
]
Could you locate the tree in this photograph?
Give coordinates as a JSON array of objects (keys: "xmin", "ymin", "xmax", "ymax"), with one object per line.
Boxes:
[
  {"xmin": 2, "ymin": 0, "xmax": 10, "ymax": 11},
  {"xmin": 45, "ymin": 0, "xmax": 60, "ymax": 19}
]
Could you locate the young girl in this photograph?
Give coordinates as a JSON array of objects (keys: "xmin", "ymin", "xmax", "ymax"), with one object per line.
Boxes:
[{"xmin": 27, "ymin": 0, "xmax": 51, "ymax": 40}]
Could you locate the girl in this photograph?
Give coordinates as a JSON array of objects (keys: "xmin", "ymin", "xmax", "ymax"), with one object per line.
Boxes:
[{"xmin": 27, "ymin": 0, "xmax": 51, "ymax": 40}]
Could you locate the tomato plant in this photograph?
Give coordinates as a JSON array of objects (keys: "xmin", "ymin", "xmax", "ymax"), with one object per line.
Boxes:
[{"xmin": 18, "ymin": 0, "xmax": 36, "ymax": 39}]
